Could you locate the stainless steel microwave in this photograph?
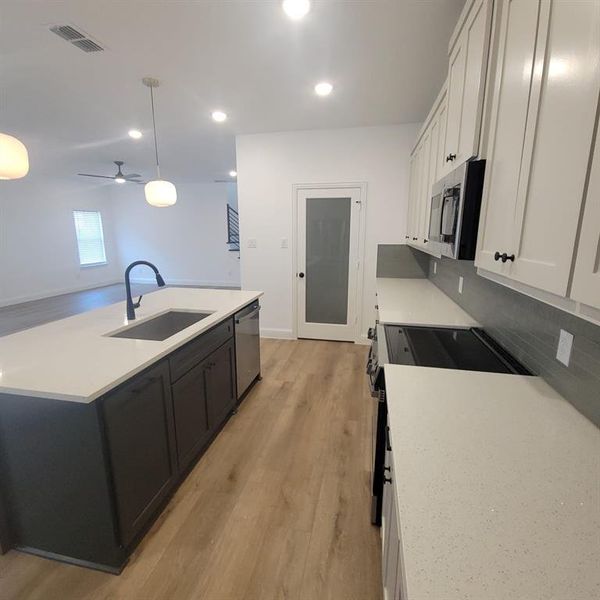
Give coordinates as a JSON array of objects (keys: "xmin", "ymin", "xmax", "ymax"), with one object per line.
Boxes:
[{"xmin": 428, "ymin": 159, "xmax": 486, "ymax": 260}]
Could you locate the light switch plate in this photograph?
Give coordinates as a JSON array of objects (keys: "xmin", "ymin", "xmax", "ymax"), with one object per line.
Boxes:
[
  {"xmin": 458, "ymin": 276, "xmax": 464, "ymax": 294},
  {"xmin": 556, "ymin": 329, "xmax": 573, "ymax": 367},
  {"xmin": 281, "ymin": 238, "xmax": 288, "ymax": 249},
  {"xmin": 247, "ymin": 238, "xmax": 257, "ymax": 248}
]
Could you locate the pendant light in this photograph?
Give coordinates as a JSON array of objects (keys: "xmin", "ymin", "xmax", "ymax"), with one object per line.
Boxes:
[
  {"xmin": 0, "ymin": 132, "xmax": 29, "ymax": 180},
  {"xmin": 142, "ymin": 77, "xmax": 176, "ymax": 207}
]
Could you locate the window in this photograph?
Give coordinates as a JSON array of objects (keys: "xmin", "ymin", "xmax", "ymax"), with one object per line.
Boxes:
[{"xmin": 73, "ymin": 210, "xmax": 107, "ymax": 266}]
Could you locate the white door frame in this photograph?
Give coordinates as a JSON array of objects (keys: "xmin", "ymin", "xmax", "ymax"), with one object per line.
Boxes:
[{"xmin": 291, "ymin": 182, "xmax": 368, "ymax": 342}]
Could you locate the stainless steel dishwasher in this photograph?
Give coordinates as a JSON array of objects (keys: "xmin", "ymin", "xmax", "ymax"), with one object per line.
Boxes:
[{"xmin": 234, "ymin": 301, "xmax": 261, "ymax": 400}]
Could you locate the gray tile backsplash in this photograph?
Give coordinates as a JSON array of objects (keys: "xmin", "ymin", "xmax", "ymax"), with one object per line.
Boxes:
[
  {"xmin": 376, "ymin": 245, "xmax": 428, "ymax": 278},
  {"xmin": 427, "ymin": 254, "xmax": 600, "ymax": 427}
]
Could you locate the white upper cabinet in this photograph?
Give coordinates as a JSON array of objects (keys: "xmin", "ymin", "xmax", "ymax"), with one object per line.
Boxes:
[
  {"xmin": 571, "ymin": 126, "xmax": 600, "ymax": 310},
  {"xmin": 406, "ymin": 84, "xmax": 447, "ymax": 256},
  {"xmin": 476, "ymin": 0, "xmax": 600, "ymax": 296},
  {"xmin": 440, "ymin": 0, "xmax": 492, "ymax": 176}
]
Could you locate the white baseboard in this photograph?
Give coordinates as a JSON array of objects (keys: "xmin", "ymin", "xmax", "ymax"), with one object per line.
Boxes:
[
  {"xmin": 130, "ymin": 277, "xmax": 241, "ymax": 289},
  {"xmin": 0, "ymin": 279, "xmax": 122, "ymax": 308},
  {"xmin": 260, "ymin": 328, "xmax": 295, "ymax": 339},
  {"xmin": 355, "ymin": 334, "xmax": 370, "ymax": 346}
]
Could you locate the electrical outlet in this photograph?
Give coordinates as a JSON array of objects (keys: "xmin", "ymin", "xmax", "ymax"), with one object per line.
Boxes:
[
  {"xmin": 458, "ymin": 276, "xmax": 464, "ymax": 294},
  {"xmin": 247, "ymin": 238, "xmax": 257, "ymax": 248},
  {"xmin": 433, "ymin": 261, "xmax": 437, "ymax": 275},
  {"xmin": 556, "ymin": 329, "xmax": 573, "ymax": 366},
  {"xmin": 281, "ymin": 238, "xmax": 288, "ymax": 249}
]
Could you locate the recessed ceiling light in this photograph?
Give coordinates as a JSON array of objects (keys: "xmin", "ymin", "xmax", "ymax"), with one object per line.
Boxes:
[
  {"xmin": 283, "ymin": 0, "xmax": 310, "ymax": 20},
  {"xmin": 314, "ymin": 82, "xmax": 333, "ymax": 97},
  {"xmin": 229, "ymin": 170, "xmax": 237, "ymax": 178},
  {"xmin": 212, "ymin": 110, "xmax": 227, "ymax": 123},
  {"xmin": 128, "ymin": 129, "xmax": 142, "ymax": 139}
]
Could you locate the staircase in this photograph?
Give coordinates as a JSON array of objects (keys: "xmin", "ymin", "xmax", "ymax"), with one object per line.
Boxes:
[{"xmin": 226, "ymin": 204, "xmax": 240, "ymax": 251}]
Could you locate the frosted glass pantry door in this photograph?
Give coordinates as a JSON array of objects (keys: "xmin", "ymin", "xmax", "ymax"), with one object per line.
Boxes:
[{"xmin": 296, "ymin": 188, "xmax": 362, "ymax": 341}]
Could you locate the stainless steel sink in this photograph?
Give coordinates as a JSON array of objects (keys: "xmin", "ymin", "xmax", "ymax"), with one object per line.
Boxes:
[{"xmin": 109, "ymin": 310, "xmax": 212, "ymax": 341}]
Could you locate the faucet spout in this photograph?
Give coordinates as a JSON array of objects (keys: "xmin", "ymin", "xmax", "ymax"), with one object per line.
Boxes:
[{"xmin": 124, "ymin": 261, "xmax": 166, "ymax": 320}]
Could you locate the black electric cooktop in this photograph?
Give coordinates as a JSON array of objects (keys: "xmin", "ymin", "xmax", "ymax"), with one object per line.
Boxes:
[{"xmin": 384, "ymin": 325, "xmax": 530, "ymax": 375}]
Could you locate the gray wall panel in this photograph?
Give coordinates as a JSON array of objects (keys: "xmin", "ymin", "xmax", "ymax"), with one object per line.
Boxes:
[{"xmin": 426, "ymin": 254, "xmax": 600, "ymax": 427}]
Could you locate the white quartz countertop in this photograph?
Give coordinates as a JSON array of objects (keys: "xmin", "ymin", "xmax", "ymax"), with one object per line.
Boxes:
[
  {"xmin": 384, "ymin": 364, "xmax": 600, "ymax": 600},
  {"xmin": 0, "ymin": 288, "xmax": 262, "ymax": 403},
  {"xmin": 376, "ymin": 277, "xmax": 478, "ymax": 328}
]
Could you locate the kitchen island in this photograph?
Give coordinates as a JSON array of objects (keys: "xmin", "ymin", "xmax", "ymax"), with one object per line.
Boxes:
[{"xmin": 0, "ymin": 288, "xmax": 262, "ymax": 573}]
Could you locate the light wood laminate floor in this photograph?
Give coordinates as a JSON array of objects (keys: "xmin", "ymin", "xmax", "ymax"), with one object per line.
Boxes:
[{"xmin": 0, "ymin": 338, "xmax": 382, "ymax": 600}]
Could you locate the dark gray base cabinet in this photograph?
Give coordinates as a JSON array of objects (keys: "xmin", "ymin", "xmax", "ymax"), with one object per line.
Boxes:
[
  {"xmin": 102, "ymin": 361, "xmax": 177, "ymax": 548},
  {"xmin": 0, "ymin": 314, "xmax": 246, "ymax": 573}
]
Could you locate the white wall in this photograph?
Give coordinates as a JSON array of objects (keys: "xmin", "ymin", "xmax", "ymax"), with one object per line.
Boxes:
[
  {"xmin": 0, "ymin": 178, "xmax": 121, "ymax": 306},
  {"xmin": 110, "ymin": 182, "xmax": 240, "ymax": 288},
  {"xmin": 236, "ymin": 124, "xmax": 420, "ymax": 339}
]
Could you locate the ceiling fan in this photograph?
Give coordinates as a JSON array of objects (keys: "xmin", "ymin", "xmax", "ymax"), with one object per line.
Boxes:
[{"xmin": 78, "ymin": 161, "xmax": 145, "ymax": 184}]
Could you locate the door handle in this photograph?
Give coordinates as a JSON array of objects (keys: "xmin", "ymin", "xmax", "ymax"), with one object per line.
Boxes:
[{"xmin": 298, "ymin": 272, "xmax": 305, "ymax": 278}]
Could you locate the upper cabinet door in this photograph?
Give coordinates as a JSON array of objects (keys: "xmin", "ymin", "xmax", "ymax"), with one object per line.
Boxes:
[
  {"xmin": 441, "ymin": 0, "xmax": 492, "ymax": 175},
  {"xmin": 476, "ymin": 0, "xmax": 540, "ymax": 275},
  {"xmin": 406, "ymin": 153, "xmax": 418, "ymax": 243},
  {"xmin": 417, "ymin": 129, "xmax": 432, "ymax": 244},
  {"xmin": 434, "ymin": 94, "xmax": 448, "ymax": 183},
  {"xmin": 477, "ymin": 0, "xmax": 600, "ymax": 293},
  {"xmin": 507, "ymin": 0, "xmax": 600, "ymax": 295},
  {"xmin": 571, "ymin": 126, "xmax": 600, "ymax": 310}
]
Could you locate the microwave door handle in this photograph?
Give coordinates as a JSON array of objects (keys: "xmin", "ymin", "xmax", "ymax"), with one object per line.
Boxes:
[{"xmin": 439, "ymin": 193, "xmax": 448, "ymax": 237}]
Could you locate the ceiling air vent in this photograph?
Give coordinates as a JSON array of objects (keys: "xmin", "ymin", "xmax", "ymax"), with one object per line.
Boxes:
[
  {"xmin": 72, "ymin": 39, "xmax": 104, "ymax": 53},
  {"xmin": 49, "ymin": 24, "xmax": 105, "ymax": 53}
]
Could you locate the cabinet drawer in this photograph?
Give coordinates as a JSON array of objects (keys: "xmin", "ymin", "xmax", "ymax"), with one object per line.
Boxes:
[{"xmin": 169, "ymin": 318, "xmax": 233, "ymax": 382}]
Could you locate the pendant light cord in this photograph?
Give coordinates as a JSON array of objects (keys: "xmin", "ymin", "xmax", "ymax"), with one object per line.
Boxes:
[{"xmin": 149, "ymin": 85, "xmax": 161, "ymax": 179}]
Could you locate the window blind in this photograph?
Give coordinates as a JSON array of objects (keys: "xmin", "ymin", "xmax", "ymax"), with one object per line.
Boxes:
[{"xmin": 73, "ymin": 210, "xmax": 107, "ymax": 266}]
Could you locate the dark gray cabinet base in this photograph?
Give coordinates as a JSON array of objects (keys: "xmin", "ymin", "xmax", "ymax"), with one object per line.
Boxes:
[{"xmin": 0, "ymin": 312, "xmax": 250, "ymax": 573}]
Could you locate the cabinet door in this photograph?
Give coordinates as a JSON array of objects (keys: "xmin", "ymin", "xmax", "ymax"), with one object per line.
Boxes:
[
  {"xmin": 205, "ymin": 339, "xmax": 236, "ymax": 430},
  {"xmin": 381, "ymin": 440, "xmax": 402, "ymax": 600},
  {"xmin": 436, "ymin": 100, "xmax": 448, "ymax": 182},
  {"xmin": 405, "ymin": 154, "xmax": 418, "ymax": 243},
  {"xmin": 476, "ymin": 0, "xmax": 543, "ymax": 274},
  {"xmin": 102, "ymin": 361, "xmax": 176, "ymax": 547},
  {"xmin": 419, "ymin": 130, "xmax": 433, "ymax": 245},
  {"xmin": 506, "ymin": 0, "xmax": 600, "ymax": 294},
  {"xmin": 172, "ymin": 360, "xmax": 210, "ymax": 472},
  {"xmin": 442, "ymin": 0, "xmax": 492, "ymax": 174},
  {"xmin": 571, "ymin": 124, "xmax": 600, "ymax": 309}
]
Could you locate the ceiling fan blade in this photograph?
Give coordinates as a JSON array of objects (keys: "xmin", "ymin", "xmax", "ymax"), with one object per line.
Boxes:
[
  {"xmin": 124, "ymin": 174, "xmax": 142, "ymax": 180},
  {"xmin": 129, "ymin": 179, "xmax": 147, "ymax": 185},
  {"xmin": 78, "ymin": 174, "xmax": 115, "ymax": 180}
]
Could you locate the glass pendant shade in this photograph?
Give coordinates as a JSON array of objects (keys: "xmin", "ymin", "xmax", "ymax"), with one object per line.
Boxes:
[
  {"xmin": 145, "ymin": 179, "xmax": 177, "ymax": 207},
  {"xmin": 0, "ymin": 133, "xmax": 29, "ymax": 180}
]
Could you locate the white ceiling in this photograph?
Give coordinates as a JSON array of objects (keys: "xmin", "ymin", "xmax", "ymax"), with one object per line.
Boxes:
[{"xmin": 1, "ymin": 0, "xmax": 464, "ymax": 184}]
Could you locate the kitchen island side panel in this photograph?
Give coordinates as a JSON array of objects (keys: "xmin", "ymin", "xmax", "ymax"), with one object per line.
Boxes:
[{"xmin": 0, "ymin": 393, "xmax": 125, "ymax": 570}]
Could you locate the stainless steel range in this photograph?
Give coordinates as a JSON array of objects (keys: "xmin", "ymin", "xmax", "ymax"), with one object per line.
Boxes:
[{"xmin": 367, "ymin": 323, "xmax": 531, "ymax": 525}]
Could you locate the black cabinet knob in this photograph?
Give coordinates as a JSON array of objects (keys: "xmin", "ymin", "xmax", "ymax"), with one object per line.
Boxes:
[
  {"xmin": 495, "ymin": 251, "xmax": 516, "ymax": 263},
  {"xmin": 446, "ymin": 153, "xmax": 457, "ymax": 162},
  {"xmin": 383, "ymin": 466, "xmax": 391, "ymax": 472},
  {"xmin": 383, "ymin": 476, "xmax": 392, "ymax": 484},
  {"xmin": 423, "ymin": 239, "xmax": 428, "ymax": 244},
  {"xmin": 412, "ymin": 237, "xmax": 418, "ymax": 241},
  {"xmin": 298, "ymin": 272, "xmax": 305, "ymax": 278}
]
